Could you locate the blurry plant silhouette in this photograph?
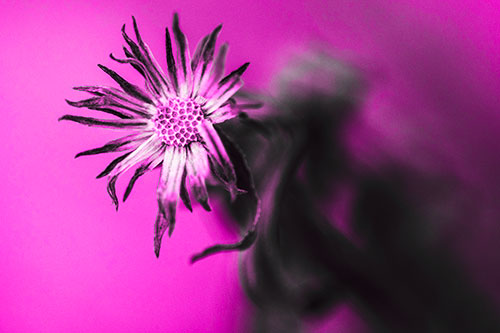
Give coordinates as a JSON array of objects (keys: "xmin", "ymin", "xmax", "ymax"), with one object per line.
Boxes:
[{"xmin": 216, "ymin": 51, "xmax": 500, "ymax": 332}]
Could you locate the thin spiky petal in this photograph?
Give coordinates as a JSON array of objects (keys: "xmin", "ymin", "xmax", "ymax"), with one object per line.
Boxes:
[
  {"xmin": 121, "ymin": 23, "xmax": 171, "ymax": 96},
  {"xmin": 123, "ymin": 162, "xmax": 150, "ymax": 202},
  {"xmin": 191, "ymin": 24, "xmax": 222, "ymax": 97},
  {"xmin": 204, "ymin": 63, "xmax": 249, "ymax": 113},
  {"xmin": 206, "ymin": 100, "xmax": 238, "ymax": 124},
  {"xmin": 198, "ymin": 122, "xmax": 239, "ymax": 199},
  {"xmin": 191, "ymin": 179, "xmax": 211, "ymax": 211},
  {"xmin": 71, "ymin": 86, "xmax": 152, "ymax": 118},
  {"xmin": 96, "ymin": 152, "xmax": 132, "ymax": 179},
  {"xmin": 219, "ymin": 62, "xmax": 250, "ymax": 86},
  {"xmin": 154, "ymin": 198, "xmax": 177, "ymax": 258},
  {"xmin": 191, "ymin": 34, "xmax": 209, "ymax": 72},
  {"xmin": 75, "ymin": 133, "xmax": 149, "ymax": 158},
  {"xmin": 122, "ymin": 46, "xmax": 146, "ymax": 76},
  {"xmin": 165, "ymin": 28, "xmax": 179, "ymax": 93},
  {"xmin": 110, "ymin": 53, "xmax": 160, "ymax": 97},
  {"xmin": 131, "ymin": 17, "xmax": 172, "ymax": 95},
  {"xmin": 58, "ymin": 115, "xmax": 148, "ymax": 129},
  {"xmin": 186, "ymin": 142, "xmax": 211, "ymax": 211},
  {"xmin": 172, "ymin": 13, "xmax": 192, "ymax": 97},
  {"xmin": 108, "ymin": 136, "xmax": 163, "ymax": 178},
  {"xmin": 66, "ymin": 98, "xmax": 133, "ymax": 119},
  {"xmin": 66, "ymin": 96, "xmax": 149, "ymax": 119},
  {"xmin": 179, "ymin": 170, "xmax": 192, "ymax": 212},
  {"xmin": 199, "ymin": 43, "xmax": 228, "ymax": 96},
  {"xmin": 154, "ymin": 146, "xmax": 187, "ymax": 257},
  {"xmin": 158, "ymin": 146, "xmax": 187, "ymax": 235},
  {"xmin": 98, "ymin": 64, "xmax": 153, "ymax": 104}
]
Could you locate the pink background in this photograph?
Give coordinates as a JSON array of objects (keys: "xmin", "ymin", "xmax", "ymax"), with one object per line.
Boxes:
[{"xmin": 1, "ymin": 1, "xmax": 500, "ymax": 331}]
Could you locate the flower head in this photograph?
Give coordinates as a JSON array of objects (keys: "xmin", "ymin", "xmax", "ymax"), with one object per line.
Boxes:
[{"xmin": 60, "ymin": 15, "xmax": 254, "ymax": 259}]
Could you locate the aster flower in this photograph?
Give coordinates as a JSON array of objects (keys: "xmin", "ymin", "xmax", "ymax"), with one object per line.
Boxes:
[{"xmin": 60, "ymin": 14, "xmax": 259, "ymax": 261}]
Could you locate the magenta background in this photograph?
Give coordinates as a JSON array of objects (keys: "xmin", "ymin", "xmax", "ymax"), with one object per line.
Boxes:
[{"xmin": 1, "ymin": 1, "xmax": 500, "ymax": 332}]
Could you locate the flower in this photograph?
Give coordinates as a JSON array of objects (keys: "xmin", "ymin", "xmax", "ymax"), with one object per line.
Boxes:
[{"xmin": 60, "ymin": 14, "xmax": 254, "ymax": 259}]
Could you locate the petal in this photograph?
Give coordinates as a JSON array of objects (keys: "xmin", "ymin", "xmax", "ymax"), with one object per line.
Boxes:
[
  {"xmin": 95, "ymin": 136, "xmax": 161, "ymax": 180},
  {"xmin": 109, "ymin": 135, "xmax": 162, "ymax": 177},
  {"xmin": 75, "ymin": 132, "xmax": 150, "ymax": 158},
  {"xmin": 71, "ymin": 86, "xmax": 154, "ymax": 118},
  {"xmin": 185, "ymin": 142, "xmax": 211, "ymax": 211},
  {"xmin": 66, "ymin": 97, "xmax": 133, "ymax": 119},
  {"xmin": 165, "ymin": 27, "xmax": 179, "ymax": 94},
  {"xmin": 97, "ymin": 64, "xmax": 153, "ymax": 104},
  {"xmin": 154, "ymin": 200, "xmax": 175, "ymax": 258},
  {"xmin": 123, "ymin": 145, "xmax": 165, "ymax": 202},
  {"xmin": 198, "ymin": 122, "xmax": 238, "ymax": 198},
  {"xmin": 110, "ymin": 53, "xmax": 161, "ymax": 98},
  {"xmin": 179, "ymin": 170, "xmax": 192, "ymax": 212},
  {"xmin": 172, "ymin": 13, "xmax": 193, "ymax": 97},
  {"xmin": 190, "ymin": 34, "xmax": 209, "ymax": 73},
  {"xmin": 123, "ymin": 163, "xmax": 150, "ymax": 202},
  {"xmin": 206, "ymin": 101, "xmax": 238, "ymax": 124},
  {"xmin": 158, "ymin": 145, "xmax": 187, "ymax": 202},
  {"xmin": 123, "ymin": 46, "xmax": 147, "ymax": 77},
  {"xmin": 107, "ymin": 175, "xmax": 119, "ymax": 210},
  {"xmin": 120, "ymin": 18, "xmax": 173, "ymax": 96},
  {"xmin": 58, "ymin": 115, "xmax": 148, "ymax": 129},
  {"xmin": 191, "ymin": 25, "xmax": 222, "ymax": 97},
  {"xmin": 198, "ymin": 43, "xmax": 228, "ymax": 97},
  {"xmin": 154, "ymin": 146, "xmax": 187, "ymax": 257},
  {"xmin": 203, "ymin": 62, "xmax": 249, "ymax": 114},
  {"xmin": 96, "ymin": 152, "xmax": 132, "ymax": 179}
]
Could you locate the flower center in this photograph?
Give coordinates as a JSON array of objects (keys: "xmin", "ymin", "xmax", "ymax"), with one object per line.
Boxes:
[{"xmin": 153, "ymin": 97, "xmax": 203, "ymax": 147}]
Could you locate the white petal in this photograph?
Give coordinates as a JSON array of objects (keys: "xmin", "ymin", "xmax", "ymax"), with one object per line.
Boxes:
[{"xmin": 158, "ymin": 145, "xmax": 187, "ymax": 201}]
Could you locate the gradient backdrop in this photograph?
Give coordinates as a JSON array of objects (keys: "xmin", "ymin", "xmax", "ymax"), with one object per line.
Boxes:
[{"xmin": 1, "ymin": 1, "xmax": 500, "ymax": 332}]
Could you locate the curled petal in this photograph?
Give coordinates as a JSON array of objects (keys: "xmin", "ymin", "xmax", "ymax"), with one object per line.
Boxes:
[{"xmin": 107, "ymin": 175, "xmax": 119, "ymax": 210}]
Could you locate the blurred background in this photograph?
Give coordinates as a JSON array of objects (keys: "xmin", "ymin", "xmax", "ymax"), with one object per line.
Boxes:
[{"xmin": 1, "ymin": 1, "xmax": 499, "ymax": 332}]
